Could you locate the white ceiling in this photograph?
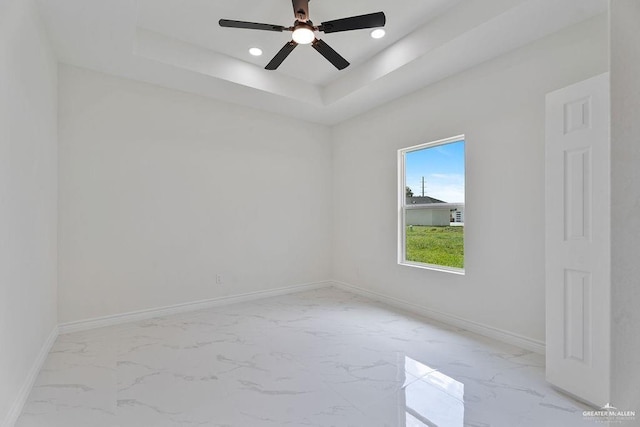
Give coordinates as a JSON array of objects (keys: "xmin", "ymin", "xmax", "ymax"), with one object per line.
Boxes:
[{"xmin": 36, "ymin": 0, "xmax": 607, "ymax": 125}]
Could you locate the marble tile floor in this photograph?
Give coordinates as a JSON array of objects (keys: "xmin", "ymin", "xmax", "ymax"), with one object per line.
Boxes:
[{"xmin": 16, "ymin": 287, "xmax": 594, "ymax": 427}]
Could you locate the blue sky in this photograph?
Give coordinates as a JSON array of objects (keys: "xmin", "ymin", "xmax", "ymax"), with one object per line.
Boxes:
[{"xmin": 405, "ymin": 140, "xmax": 465, "ymax": 203}]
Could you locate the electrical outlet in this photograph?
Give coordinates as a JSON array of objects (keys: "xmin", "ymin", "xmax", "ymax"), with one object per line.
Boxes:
[{"xmin": 216, "ymin": 274, "xmax": 223, "ymax": 285}]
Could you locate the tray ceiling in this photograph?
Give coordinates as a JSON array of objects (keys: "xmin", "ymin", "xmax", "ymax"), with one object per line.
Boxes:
[{"xmin": 36, "ymin": 0, "xmax": 607, "ymax": 124}]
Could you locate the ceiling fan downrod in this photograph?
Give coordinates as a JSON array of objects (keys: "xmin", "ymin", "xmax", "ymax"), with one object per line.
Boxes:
[{"xmin": 292, "ymin": 0, "xmax": 310, "ymax": 22}]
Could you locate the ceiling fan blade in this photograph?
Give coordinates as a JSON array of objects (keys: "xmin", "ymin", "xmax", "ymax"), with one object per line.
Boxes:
[
  {"xmin": 319, "ymin": 12, "xmax": 386, "ymax": 34},
  {"xmin": 265, "ymin": 41, "xmax": 298, "ymax": 70},
  {"xmin": 312, "ymin": 39, "xmax": 349, "ymax": 70},
  {"xmin": 219, "ymin": 19, "xmax": 286, "ymax": 32}
]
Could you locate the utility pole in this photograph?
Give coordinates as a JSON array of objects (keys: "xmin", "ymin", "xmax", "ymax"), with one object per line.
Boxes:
[{"xmin": 421, "ymin": 176, "xmax": 425, "ymax": 197}]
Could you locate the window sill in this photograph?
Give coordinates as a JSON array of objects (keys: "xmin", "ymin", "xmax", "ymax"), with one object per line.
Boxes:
[{"xmin": 399, "ymin": 261, "xmax": 465, "ymax": 276}]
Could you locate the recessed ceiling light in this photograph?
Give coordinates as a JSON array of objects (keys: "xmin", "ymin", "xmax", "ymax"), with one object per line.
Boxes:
[
  {"xmin": 370, "ymin": 28, "xmax": 386, "ymax": 39},
  {"xmin": 249, "ymin": 47, "xmax": 263, "ymax": 56}
]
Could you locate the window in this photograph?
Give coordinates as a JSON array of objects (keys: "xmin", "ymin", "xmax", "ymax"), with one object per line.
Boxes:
[{"xmin": 398, "ymin": 135, "xmax": 465, "ymax": 273}]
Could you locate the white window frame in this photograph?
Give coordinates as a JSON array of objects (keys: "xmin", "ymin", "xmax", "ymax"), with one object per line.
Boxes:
[{"xmin": 398, "ymin": 134, "xmax": 466, "ymax": 275}]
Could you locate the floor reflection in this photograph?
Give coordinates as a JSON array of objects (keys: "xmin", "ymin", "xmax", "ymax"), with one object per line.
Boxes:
[{"xmin": 402, "ymin": 356, "xmax": 465, "ymax": 427}]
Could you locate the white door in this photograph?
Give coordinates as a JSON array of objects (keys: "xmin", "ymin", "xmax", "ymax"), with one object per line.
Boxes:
[{"xmin": 545, "ymin": 73, "xmax": 610, "ymax": 407}]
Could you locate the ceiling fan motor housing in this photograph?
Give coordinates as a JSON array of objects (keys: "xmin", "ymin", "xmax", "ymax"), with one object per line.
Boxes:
[{"xmin": 292, "ymin": 0, "xmax": 310, "ymax": 22}]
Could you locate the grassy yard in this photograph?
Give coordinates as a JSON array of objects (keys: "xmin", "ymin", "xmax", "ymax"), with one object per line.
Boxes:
[{"xmin": 406, "ymin": 226, "xmax": 464, "ymax": 268}]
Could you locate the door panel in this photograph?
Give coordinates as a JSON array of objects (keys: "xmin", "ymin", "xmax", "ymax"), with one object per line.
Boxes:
[{"xmin": 545, "ymin": 73, "xmax": 610, "ymax": 406}]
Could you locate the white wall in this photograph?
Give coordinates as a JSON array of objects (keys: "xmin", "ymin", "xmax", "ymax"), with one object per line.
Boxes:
[
  {"xmin": 610, "ymin": 0, "xmax": 640, "ymax": 410},
  {"xmin": 331, "ymin": 15, "xmax": 608, "ymax": 344},
  {"xmin": 58, "ymin": 66, "xmax": 332, "ymax": 324},
  {"xmin": 0, "ymin": 0, "xmax": 58, "ymax": 423}
]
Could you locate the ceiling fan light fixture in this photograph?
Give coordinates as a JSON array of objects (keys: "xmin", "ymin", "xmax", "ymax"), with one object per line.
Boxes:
[
  {"xmin": 370, "ymin": 28, "xmax": 386, "ymax": 39},
  {"xmin": 292, "ymin": 26, "xmax": 315, "ymax": 44},
  {"xmin": 249, "ymin": 47, "xmax": 263, "ymax": 56}
]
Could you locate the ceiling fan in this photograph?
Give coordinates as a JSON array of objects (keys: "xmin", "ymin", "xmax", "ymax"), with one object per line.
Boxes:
[{"xmin": 219, "ymin": 0, "xmax": 386, "ymax": 71}]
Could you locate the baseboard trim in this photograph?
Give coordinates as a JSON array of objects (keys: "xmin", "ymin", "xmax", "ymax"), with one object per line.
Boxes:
[
  {"xmin": 2, "ymin": 326, "xmax": 58, "ymax": 427},
  {"xmin": 331, "ymin": 280, "xmax": 545, "ymax": 354},
  {"xmin": 58, "ymin": 281, "xmax": 332, "ymax": 335}
]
